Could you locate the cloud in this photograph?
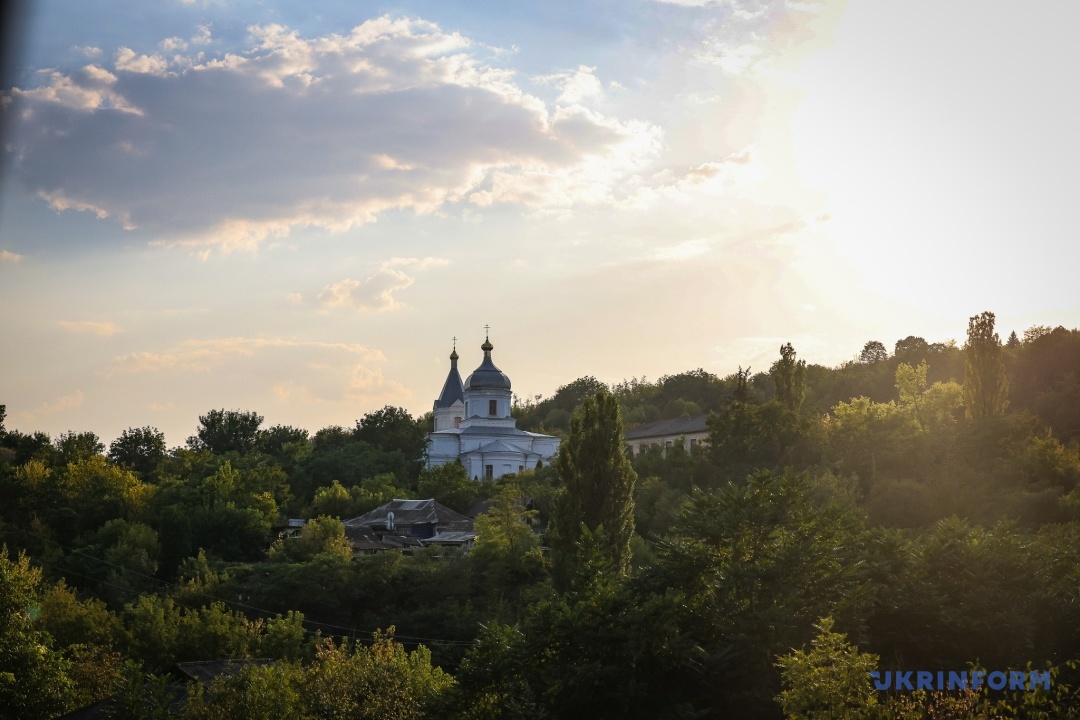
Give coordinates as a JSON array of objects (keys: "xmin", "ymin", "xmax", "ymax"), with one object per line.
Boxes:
[
  {"xmin": 108, "ymin": 336, "xmax": 385, "ymax": 375},
  {"xmin": 649, "ymin": 238, "xmax": 711, "ymax": 261},
  {"xmin": 114, "ymin": 47, "xmax": 170, "ymax": 75},
  {"xmin": 272, "ymin": 363, "xmax": 409, "ymax": 407},
  {"xmin": 287, "ymin": 292, "xmax": 303, "ymax": 304},
  {"xmin": 618, "ymin": 147, "xmax": 760, "ymax": 208},
  {"xmin": 58, "ymin": 320, "xmax": 122, "ymax": 336},
  {"xmin": 107, "ymin": 334, "xmax": 407, "ymax": 410},
  {"xmin": 319, "ymin": 257, "xmax": 449, "ymax": 312},
  {"xmin": 21, "ymin": 390, "xmax": 85, "ymax": 421},
  {"xmin": 699, "ymin": 41, "xmax": 764, "ymax": 74},
  {"xmin": 0, "ymin": 250, "xmax": 23, "ymax": 263},
  {"xmin": 9, "ymin": 17, "xmax": 662, "ymax": 250},
  {"xmin": 318, "ymin": 269, "xmax": 413, "ymax": 313},
  {"xmin": 537, "ymin": 65, "xmax": 604, "ymax": 104}
]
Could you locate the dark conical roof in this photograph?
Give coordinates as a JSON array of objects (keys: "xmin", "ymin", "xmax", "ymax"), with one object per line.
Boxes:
[
  {"xmin": 434, "ymin": 347, "xmax": 465, "ymax": 408},
  {"xmin": 464, "ymin": 337, "xmax": 511, "ymax": 391}
]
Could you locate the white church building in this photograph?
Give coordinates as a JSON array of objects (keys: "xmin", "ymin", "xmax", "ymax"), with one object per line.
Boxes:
[{"xmin": 426, "ymin": 334, "xmax": 560, "ymax": 480}]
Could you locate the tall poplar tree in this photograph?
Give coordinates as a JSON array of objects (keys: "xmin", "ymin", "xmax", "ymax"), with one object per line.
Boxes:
[
  {"xmin": 772, "ymin": 343, "xmax": 807, "ymax": 412},
  {"xmin": 963, "ymin": 311, "xmax": 1009, "ymax": 419},
  {"xmin": 551, "ymin": 388, "xmax": 637, "ymax": 588}
]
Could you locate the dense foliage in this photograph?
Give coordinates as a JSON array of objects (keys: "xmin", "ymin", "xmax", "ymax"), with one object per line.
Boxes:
[{"xmin": 2, "ymin": 314, "xmax": 1080, "ymax": 718}]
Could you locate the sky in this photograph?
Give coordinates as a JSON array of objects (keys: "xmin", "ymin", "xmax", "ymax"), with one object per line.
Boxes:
[{"xmin": 1, "ymin": 0, "xmax": 1078, "ymax": 448}]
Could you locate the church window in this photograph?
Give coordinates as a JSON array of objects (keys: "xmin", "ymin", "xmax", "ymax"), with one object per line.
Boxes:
[
  {"xmin": 454, "ymin": 417, "xmax": 461, "ymax": 428},
  {"xmin": 489, "ymin": 399, "xmax": 497, "ymax": 416},
  {"xmin": 485, "ymin": 464, "xmax": 494, "ymax": 480}
]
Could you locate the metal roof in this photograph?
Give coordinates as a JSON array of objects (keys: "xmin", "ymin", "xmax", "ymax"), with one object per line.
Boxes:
[
  {"xmin": 622, "ymin": 414, "xmax": 709, "ymax": 440},
  {"xmin": 434, "ymin": 357, "xmax": 465, "ymax": 409},
  {"xmin": 344, "ymin": 498, "xmax": 473, "ymax": 530},
  {"xmin": 464, "ymin": 348, "xmax": 511, "ymax": 390}
]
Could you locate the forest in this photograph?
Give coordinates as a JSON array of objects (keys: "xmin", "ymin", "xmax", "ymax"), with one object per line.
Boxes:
[{"xmin": 3, "ymin": 311, "xmax": 1080, "ymax": 719}]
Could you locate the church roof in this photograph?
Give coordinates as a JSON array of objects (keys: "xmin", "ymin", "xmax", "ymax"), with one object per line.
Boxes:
[
  {"xmin": 430, "ymin": 425, "xmax": 557, "ymax": 439},
  {"xmin": 434, "ymin": 345, "xmax": 465, "ymax": 409},
  {"xmin": 467, "ymin": 439, "xmax": 527, "ymax": 454},
  {"xmin": 464, "ymin": 336, "xmax": 511, "ymax": 391}
]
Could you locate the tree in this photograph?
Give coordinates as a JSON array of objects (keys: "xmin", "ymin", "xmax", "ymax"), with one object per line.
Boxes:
[
  {"xmin": 894, "ymin": 335, "xmax": 930, "ymax": 363},
  {"xmin": 354, "ymin": 406, "xmax": 428, "ymax": 484},
  {"xmin": 858, "ymin": 340, "xmax": 888, "ymax": 364},
  {"xmin": 772, "ymin": 343, "xmax": 807, "ymax": 413},
  {"xmin": 417, "ymin": 463, "xmax": 482, "ymax": 514},
  {"xmin": 551, "ymin": 388, "xmax": 637, "ymax": 586},
  {"xmin": 55, "ymin": 431, "xmax": 105, "ymax": 465},
  {"xmin": 963, "ymin": 311, "xmax": 1009, "ymax": 419},
  {"xmin": 108, "ymin": 426, "xmax": 167, "ymax": 478},
  {"xmin": 354, "ymin": 406, "xmax": 426, "ymax": 459},
  {"xmin": 0, "ymin": 549, "xmax": 74, "ymax": 719},
  {"xmin": 188, "ymin": 409, "xmax": 264, "ymax": 455},
  {"xmin": 776, "ymin": 617, "xmax": 880, "ymax": 720}
]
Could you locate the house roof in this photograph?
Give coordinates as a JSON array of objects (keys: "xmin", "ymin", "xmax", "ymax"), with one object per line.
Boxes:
[
  {"xmin": 175, "ymin": 659, "xmax": 274, "ymax": 687},
  {"xmin": 343, "ymin": 498, "xmax": 473, "ymax": 531},
  {"xmin": 623, "ymin": 414, "xmax": 709, "ymax": 440},
  {"xmin": 423, "ymin": 530, "xmax": 477, "ymax": 545},
  {"xmin": 344, "ymin": 525, "xmax": 425, "ymax": 551}
]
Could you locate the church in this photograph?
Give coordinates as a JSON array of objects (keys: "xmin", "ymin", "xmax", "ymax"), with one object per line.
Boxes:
[{"xmin": 426, "ymin": 333, "xmax": 560, "ymax": 480}]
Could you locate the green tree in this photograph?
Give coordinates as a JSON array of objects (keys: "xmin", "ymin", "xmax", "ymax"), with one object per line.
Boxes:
[
  {"xmin": 303, "ymin": 632, "xmax": 454, "ymax": 720},
  {"xmin": 551, "ymin": 389, "xmax": 637, "ymax": 587},
  {"xmin": 188, "ymin": 410, "xmax": 264, "ymax": 455},
  {"xmin": 108, "ymin": 427, "xmax": 167, "ymax": 479},
  {"xmin": 858, "ymin": 340, "xmax": 888, "ymax": 364},
  {"xmin": 654, "ymin": 470, "xmax": 870, "ymax": 714},
  {"xmin": 772, "ymin": 343, "xmax": 807, "ymax": 412},
  {"xmin": 776, "ymin": 617, "xmax": 880, "ymax": 720},
  {"xmin": 963, "ymin": 311, "xmax": 1009, "ymax": 419},
  {"xmin": 0, "ymin": 549, "xmax": 74, "ymax": 719},
  {"xmin": 354, "ymin": 406, "xmax": 427, "ymax": 480},
  {"xmin": 55, "ymin": 431, "xmax": 106, "ymax": 465},
  {"xmin": 418, "ymin": 463, "xmax": 482, "ymax": 514}
]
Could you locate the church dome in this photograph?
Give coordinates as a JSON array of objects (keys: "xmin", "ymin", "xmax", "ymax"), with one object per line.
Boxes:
[{"xmin": 464, "ymin": 337, "xmax": 511, "ymax": 390}]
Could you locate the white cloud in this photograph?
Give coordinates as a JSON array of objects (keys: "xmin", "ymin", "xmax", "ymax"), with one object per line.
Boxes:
[
  {"xmin": 382, "ymin": 256, "xmax": 451, "ymax": 270},
  {"xmin": 287, "ymin": 292, "xmax": 303, "ymax": 305},
  {"xmin": 318, "ymin": 270, "xmax": 413, "ymax": 312},
  {"xmin": 107, "ymin": 334, "xmax": 407, "ymax": 410},
  {"xmin": 9, "ymin": 17, "xmax": 662, "ymax": 250},
  {"xmin": 0, "ymin": 250, "xmax": 23, "ymax": 263},
  {"xmin": 114, "ymin": 48, "xmax": 169, "ymax": 75},
  {"xmin": 21, "ymin": 390, "xmax": 85, "ymax": 421},
  {"xmin": 537, "ymin": 65, "xmax": 604, "ymax": 105},
  {"xmin": 161, "ymin": 37, "xmax": 188, "ymax": 52},
  {"xmin": 58, "ymin": 320, "xmax": 122, "ymax": 336},
  {"xmin": 318, "ymin": 257, "xmax": 449, "ymax": 312},
  {"xmin": 108, "ymin": 336, "xmax": 385, "ymax": 375}
]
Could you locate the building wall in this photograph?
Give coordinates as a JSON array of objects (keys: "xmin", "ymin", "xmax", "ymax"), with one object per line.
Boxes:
[{"xmin": 627, "ymin": 431, "xmax": 709, "ymax": 457}]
